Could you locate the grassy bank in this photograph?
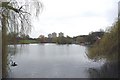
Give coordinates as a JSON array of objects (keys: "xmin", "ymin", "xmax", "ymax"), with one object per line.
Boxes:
[{"xmin": 18, "ymin": 40, "xmax": 39, "ymax": 44}]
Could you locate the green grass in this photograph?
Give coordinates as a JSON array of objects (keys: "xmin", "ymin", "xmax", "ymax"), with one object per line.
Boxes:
[{"xmin": 18, "ymin": 40, "xmax": 38, "ymax": 44}]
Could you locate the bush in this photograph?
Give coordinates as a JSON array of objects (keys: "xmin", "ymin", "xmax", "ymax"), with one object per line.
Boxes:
[{"xmin": 88, "ymin": 20, "xmax": 119, "ymax": 61}]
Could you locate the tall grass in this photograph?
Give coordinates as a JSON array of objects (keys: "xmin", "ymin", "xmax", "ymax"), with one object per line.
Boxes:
[{"xmin": 88, "ymin": 20, "xmax": 119, "ymax": 62}]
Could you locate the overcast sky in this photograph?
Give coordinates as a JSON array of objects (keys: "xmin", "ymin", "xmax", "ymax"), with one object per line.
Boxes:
[{"xmin": 30, "ymin": 0, "xmax": 119, "ymax": 38}]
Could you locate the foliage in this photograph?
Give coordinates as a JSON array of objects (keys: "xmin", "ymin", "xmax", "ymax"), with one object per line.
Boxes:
[
  {"xmin": 57, "ymin": 36, "xmax": 72, "ymax": 44},
  {"xmin": 85, "ymin": 32, "xmax": 104, "ymax": 44},
  {"xmin": 65, "ymin": 36, "xmax": 73, "ymax": 44},
  {"xmin": 88, "ymin": 20, "xmax": 119, "ymax": 61},
  {"xmin": 7, "ymin": 32, "xmax": 19, "ymax": 44}
]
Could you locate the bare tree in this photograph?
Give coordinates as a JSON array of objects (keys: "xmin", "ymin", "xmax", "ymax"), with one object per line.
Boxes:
[{"xmin": 0, "ymin": 0, "xmax": 43, "ymax": 78}]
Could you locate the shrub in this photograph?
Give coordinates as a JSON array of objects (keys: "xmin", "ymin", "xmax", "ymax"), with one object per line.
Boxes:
[{"xmin": 88, "ymin": 20, "xmax": 119, "ymax": 61}]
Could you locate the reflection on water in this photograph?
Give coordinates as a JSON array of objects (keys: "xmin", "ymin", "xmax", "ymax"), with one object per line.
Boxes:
[
  {"xmin": 88, "ymin": 61, "xmax": 118, "ymax": 78},
  {"xmin": 7, "ymin": 43, "xmax": 116, "ymax": 78}
]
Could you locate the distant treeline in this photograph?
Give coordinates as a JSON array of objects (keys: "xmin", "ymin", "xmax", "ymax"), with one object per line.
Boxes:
[
  {"xmin": 7, "ymin": 33, "xmax": 38, "ymax": 44},
  {"xmin": 7, "ymin": 31, "xmax": 105, "ymax": 45}
]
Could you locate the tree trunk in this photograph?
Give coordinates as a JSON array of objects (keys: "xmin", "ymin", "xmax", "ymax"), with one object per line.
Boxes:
[{"xmin": 2, "ymin": 14, "xmax": 8, "ymax": 78}]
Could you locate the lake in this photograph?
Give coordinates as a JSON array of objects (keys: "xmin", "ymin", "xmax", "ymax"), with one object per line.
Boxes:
[{"xmin": 8, "ymin": 43, "xmax": 105, "ymax": 78}]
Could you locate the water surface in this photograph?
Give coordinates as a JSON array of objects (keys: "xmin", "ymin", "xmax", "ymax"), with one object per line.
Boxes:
[{"xmin": 8, "ymin": 43, "xmax": 104, "ymax": 78}]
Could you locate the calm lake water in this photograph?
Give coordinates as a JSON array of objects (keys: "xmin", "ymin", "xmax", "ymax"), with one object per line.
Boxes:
[{"xmin": 8, "ymin": 43, "xmax": 105, "ymax": 78}]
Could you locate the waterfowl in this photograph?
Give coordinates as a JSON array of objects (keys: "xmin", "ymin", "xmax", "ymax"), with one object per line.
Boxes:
[{"xmin": 11, "ymin": 61, "xmax": 17, "ymax": 66}]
